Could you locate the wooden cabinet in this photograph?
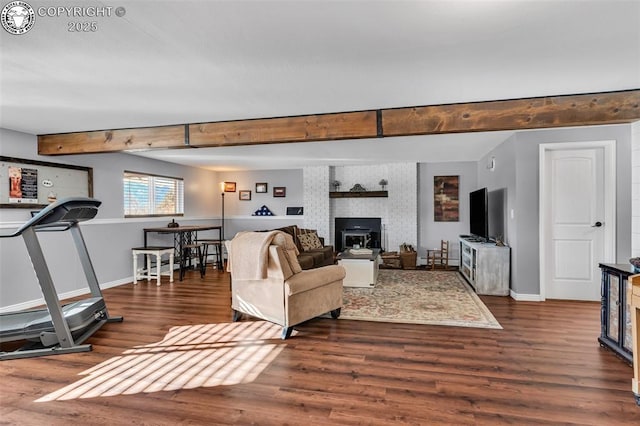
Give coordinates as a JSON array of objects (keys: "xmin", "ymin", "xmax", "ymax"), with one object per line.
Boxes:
[
  {"xmin": 598, "ymin": 263, "xmax": 635, "ymax": 365},
  {"xmin": 459, "ymin": 237, "xmax": 510, "ymax": 296},
  {"xmin": 630, "ymin": 275, "xmax": 640, "ymax": 405}
]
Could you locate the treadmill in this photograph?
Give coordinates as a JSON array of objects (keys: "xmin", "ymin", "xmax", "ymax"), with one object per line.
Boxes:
[{"xmin": 0, "ymin": 197, "xmax": 123, "ymax": 360}]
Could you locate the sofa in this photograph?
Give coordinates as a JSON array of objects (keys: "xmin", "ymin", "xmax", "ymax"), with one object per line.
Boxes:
[
  {"xmin": 274, "ymin": 225, "xmax": 335, "ymax": 270},
  {"xmin": 226, "ymin": 231, "xmax": 345, "ymax": 339}
]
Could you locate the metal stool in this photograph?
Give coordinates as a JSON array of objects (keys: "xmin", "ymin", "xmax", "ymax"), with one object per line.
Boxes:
[
  {"xmin": 199, "ymin": 239, "xmax": 223, "ymax": 270},
  {"xmin": 132, "ymin": 246, "xmax": 174, "ymax": 286},
  {"xmin": 180, "ymin": 243, "xmax": 204, "ymax": 281}
]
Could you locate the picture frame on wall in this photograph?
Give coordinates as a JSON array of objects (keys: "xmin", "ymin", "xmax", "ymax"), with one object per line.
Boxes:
[
  {"xmin": 224, "ymin": 182, "xmax": 236, "ymax": 192},
  {"xmin": 273, "ymin": 187, "xmax": 286, "ymax": 197},
  {"xmin": 239, "ymin": 190, "xmax": 251, "ymax": 201},
  {"xmin": 286, "ymin": 207, "xmax": 303, "ymax": 215},
  {"xmin": 255, "ymin": 182, "xmax": 268, "ymax": 193},
  {"xmin": 433, "ymin": 175, "xmax": 459, "ymax": 222},
  {"xmin": 0, "ymin": 156, "xmax": 93, "ymax": 208}
]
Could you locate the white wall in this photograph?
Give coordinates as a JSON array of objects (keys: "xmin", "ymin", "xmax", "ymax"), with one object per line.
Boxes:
[
  {"xmin": 303, "ymin": 166, "xmax": 331, "ymax": 241},
  {"xmin": 325, "ymin": 163, "xmax": 417, "ymax": 251},
  {"xmin": 632, "ymin": 121, "xmax": 640, "ymax": 257}
]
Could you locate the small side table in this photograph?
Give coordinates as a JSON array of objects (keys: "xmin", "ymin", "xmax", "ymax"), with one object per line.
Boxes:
[
  {"xmin": 338, "ymin": 248, "xmax": 381, "ymax": 288},
  {"xmin": 132, "ymin": 246, "xmax": 174, "ymax": 286}
]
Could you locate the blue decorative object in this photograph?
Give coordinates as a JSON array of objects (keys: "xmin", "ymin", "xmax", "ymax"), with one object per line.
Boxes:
[{"xmin": 252, "ymin": 205, "xmax": 274, "ymax": 216}]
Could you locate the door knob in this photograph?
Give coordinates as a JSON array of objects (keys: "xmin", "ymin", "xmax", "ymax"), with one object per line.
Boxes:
[{"xmin": 592, "ymin": 221, "xmax": 603, "ymax": 227}]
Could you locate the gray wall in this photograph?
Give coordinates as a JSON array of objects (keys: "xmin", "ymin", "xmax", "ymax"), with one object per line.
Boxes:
[
  {"xmin": 477, "ymin": 135, "xmax": 517, "ymax": 246},
  {"xmin": 0, "ymin": 128, "xmax": 220, "ymax": 310},
  {"xmin": 477, "ymin": 124, "xmax": 632, "ymax": 297},
  {"xmin": 218, "ymin": 169, "xmax": 303, "ymax": 218},
  {"xmin": 217, "ymin": 169, "xmax": 305, "ymax": 239},
  {"xmin": 418, "ymin": 162, "xmax": 477, "ymax": 263}
]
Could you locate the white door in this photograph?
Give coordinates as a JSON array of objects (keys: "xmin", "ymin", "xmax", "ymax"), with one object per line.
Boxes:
[{"xmin": 544, "ymin": 148, "xmax": 605, "ymax": 301}]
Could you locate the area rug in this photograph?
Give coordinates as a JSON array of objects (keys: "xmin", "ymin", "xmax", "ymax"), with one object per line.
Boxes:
[{"xmin": 340, "ymin": 269, "xmax": 502, "ymax": 329}]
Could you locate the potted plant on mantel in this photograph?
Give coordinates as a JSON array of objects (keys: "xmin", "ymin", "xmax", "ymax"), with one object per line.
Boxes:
[
  {"xmin": 332, "ymin": 180, "xmax": 341, "ymax": 191},
  {"xmin": 379, "ymin": 179, "xmax": 388, "ymax": 190}
]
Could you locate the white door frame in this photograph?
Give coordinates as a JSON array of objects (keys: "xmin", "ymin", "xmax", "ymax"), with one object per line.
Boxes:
[{"xmin": 538, "ymin": 140, "xmax": 616, "ymax": 301}]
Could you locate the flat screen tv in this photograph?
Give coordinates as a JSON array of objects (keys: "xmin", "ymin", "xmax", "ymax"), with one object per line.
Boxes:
[
  {"xmin": 470, "ymin": 187, "xmax": 488, "ymax": 240},
  {"xmin": 487, "ymin": 188, "xmax": 505, "ymax": 242}
]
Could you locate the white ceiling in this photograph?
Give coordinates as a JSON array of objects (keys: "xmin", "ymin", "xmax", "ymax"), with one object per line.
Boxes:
[{"xmin": 1, "ymin": 0, "xmax": 638, "ymax": 170}]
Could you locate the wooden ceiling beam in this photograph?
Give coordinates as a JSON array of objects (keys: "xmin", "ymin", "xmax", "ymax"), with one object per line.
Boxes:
[
  {"xmin": 38, "ymin": 125, "xmax": 187, "ymax": 155},
  {"xmin": 382, "ymin": 89, "xmax": 640, "ymax": 136},
  {"xmin": 37, "ymin": 89, "xmax": 640, "ymax": 156},
  {"xmin": 188, "ymin": 111, "xmax": 377, "ymax": 148}
]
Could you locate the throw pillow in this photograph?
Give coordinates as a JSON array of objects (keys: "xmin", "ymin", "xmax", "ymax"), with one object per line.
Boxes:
[{"xmin": 298, "ymin": 232, "xmax": 323, "ymax": 251}]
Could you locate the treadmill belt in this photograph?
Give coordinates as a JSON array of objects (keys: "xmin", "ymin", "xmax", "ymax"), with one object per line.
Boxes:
[{"xmin": 0, "ymin": 297, "xmax": 107, "ymax": 345}]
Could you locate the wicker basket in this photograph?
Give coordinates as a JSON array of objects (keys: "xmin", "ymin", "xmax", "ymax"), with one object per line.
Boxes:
[
  {"xmin": 399, "ymin": 251, "xmax": 417, "ymax": 269},
  {"xmin": 381, "ymin": 251, "xmax": 402, "ymax": 269}
]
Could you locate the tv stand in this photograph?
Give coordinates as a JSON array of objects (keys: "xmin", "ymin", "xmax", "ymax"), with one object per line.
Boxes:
[{"xmin": 459, "ymin": 236, "xmax": 510, "ymax": 296}]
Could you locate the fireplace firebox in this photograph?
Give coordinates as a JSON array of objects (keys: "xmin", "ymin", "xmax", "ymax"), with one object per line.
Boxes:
[
  {"xmin": 334, "ymin": 218, "xmax": 381, "ymax": 252},
  {"xmin": 342, "ymin": 229, "xmax": 371, "ymax": 250}
]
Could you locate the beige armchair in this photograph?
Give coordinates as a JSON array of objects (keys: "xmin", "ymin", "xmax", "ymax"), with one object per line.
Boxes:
[{"xmin": 227, "ymin": 231, "xmax": 345, "ymax": 339}]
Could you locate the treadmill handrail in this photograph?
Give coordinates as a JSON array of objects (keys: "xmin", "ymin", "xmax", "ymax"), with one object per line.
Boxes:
[{"xmin": 0, "ymin": 197, "xmax": 101, "ymax": 238}]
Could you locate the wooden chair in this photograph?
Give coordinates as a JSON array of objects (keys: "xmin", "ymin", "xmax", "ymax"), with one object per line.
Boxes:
[{"xmin": 427, "ymin": 240, "xmax": 449, "ymax": 270}]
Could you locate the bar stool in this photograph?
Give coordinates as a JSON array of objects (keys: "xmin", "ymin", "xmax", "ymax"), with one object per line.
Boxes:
[
  {"xmin": 180, "ymin": 243, "xmax": 204, "ymax": 281},
  {"xmin": 132, "ymin": 246, "xmax": 174, "ymax": 286},
  {"xmin": 199, "ymin": 239, "xmax": 223, "ymax": 271}
]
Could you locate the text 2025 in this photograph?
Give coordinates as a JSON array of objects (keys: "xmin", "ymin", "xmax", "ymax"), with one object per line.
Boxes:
[{"xmin": 68, "ymin": 22, "xmax": 98, "ymax": 32}]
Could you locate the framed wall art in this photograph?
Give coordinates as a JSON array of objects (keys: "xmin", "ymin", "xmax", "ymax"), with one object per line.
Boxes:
[
  {"xmin": 239, "ymin": 190, "xmax": 251, "ymax": 201},
  {"xmin": 224, "ymin": 182, "xmax": 236, "ymax": 192},
  {"xmin": 273, "ymin": 187, "xmax": 286, "ymax": 197},
  {"xmin": 255, "ymin": 182, "xmax": 268, "ymax": 193},
  {"xmin": 433, "ymin": 175, "xmax": 459, "ymax": 222},
  {"xmin": 0, "ymin": 156, "xmax": 93, "ymax": 208}
]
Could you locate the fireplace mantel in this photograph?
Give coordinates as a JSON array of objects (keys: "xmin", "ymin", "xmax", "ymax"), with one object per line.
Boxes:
[{"xmin": 329, "ymin": 191, "xmax": 388, "ymax": 198}]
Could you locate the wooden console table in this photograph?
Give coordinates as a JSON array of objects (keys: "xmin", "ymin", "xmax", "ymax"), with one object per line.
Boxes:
[
  {"xmin": 631, "ymin": 274, "xmax": 640, "ymax": 405},
  {"xmin": 144, "ymin": 225, "xmax": 222, "ymax": 255},
  {"xmin": 143, "ymin": 225, "xmax": 221, "ymax": 280}
]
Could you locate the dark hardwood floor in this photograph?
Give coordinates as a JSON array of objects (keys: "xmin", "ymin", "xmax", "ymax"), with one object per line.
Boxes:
[{"xmin": 1, "ymin": 269, "xmax": 639, "ymax": 425}]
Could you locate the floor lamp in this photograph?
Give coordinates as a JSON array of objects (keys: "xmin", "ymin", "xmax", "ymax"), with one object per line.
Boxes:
[
  {"xmin": 220, "ymin": 183, "xmax": 226, "ymax": 269},
  {"xmin": 220, "ymin": 182, "xmax": 225, "ymax": 241}
]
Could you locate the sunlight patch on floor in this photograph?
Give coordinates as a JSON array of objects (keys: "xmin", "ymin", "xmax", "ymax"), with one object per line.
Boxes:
[{"xmin": 36, "ymin": 321, "xmax": 289, "ymax": 402}]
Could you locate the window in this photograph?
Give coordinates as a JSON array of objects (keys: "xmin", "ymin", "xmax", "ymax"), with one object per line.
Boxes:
[{"xmin": 123, "ymin": 171, "xmax": 184, "ymax": 217}]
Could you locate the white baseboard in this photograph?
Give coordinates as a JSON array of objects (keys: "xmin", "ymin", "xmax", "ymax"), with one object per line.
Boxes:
[
  {"xmin": 509, "ymin": 289, "xmax": 543, "ymax": 301},
  {"xmin": 0, "ymin": 276, "xmax": 132, "ymax": 313}
]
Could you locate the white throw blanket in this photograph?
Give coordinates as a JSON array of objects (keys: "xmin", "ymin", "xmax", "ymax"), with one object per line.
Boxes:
[{"xmin": 228, "ymin": 231, "xmax": 279, "ymax": 280}]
